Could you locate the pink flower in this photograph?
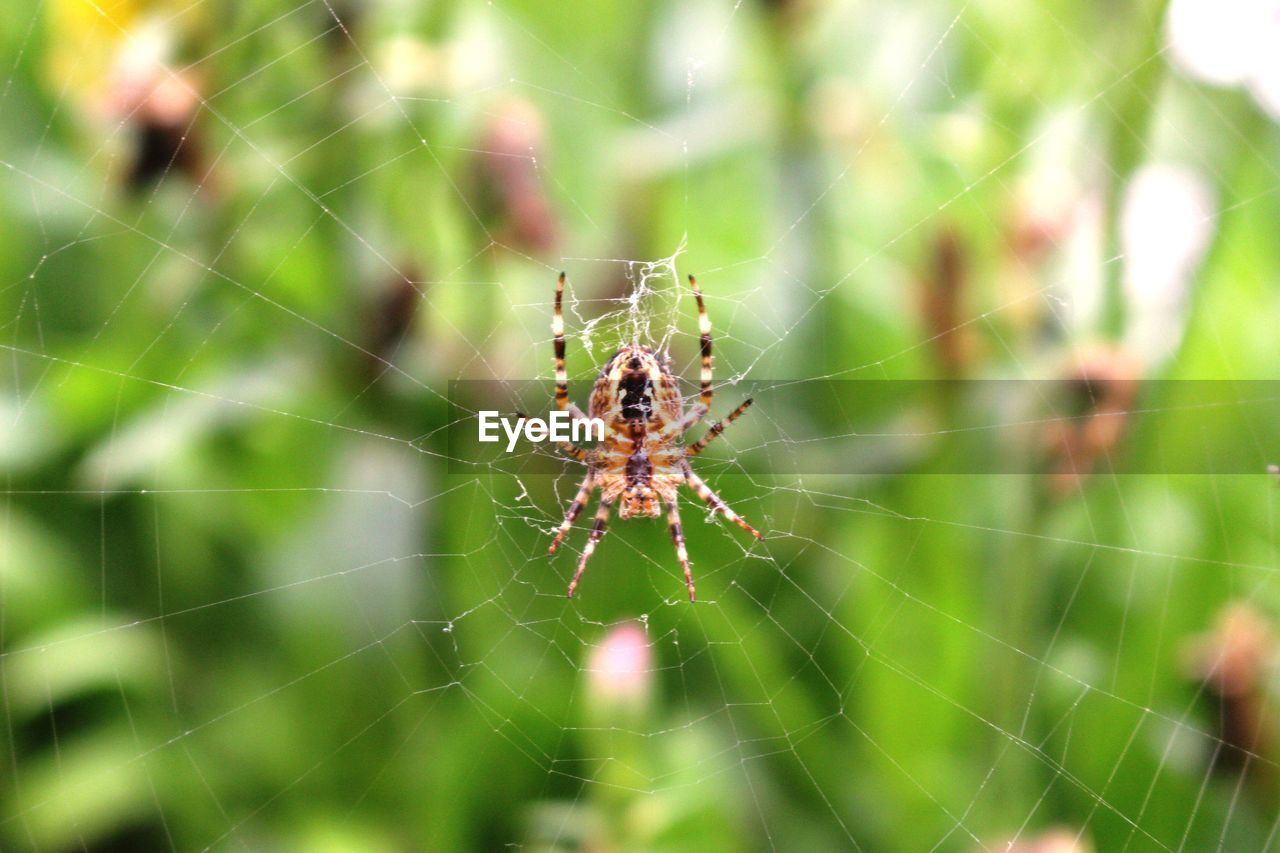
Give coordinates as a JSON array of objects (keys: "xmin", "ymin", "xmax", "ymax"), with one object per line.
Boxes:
[{"xmin": 586, "ymin": 623, "xmax": 653, "ymax": 708}]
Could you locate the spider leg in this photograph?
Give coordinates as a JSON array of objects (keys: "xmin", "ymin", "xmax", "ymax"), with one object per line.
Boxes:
[
  {"xmin": 687, "ymin": 397, "xmax": 753, "ymax": 456},
  {"xmin": 683, "ymin": 466, "xmax": 764, "ymax": 541},
  {"xmin": 677, "ymin": 274, "xmax": 714, "ymax": 431},
  {"xmin": 553, "ymin": 272, "xmax": 590, "ymax": 458},
  {"xmin": 549, "ymin": 474, "xmax": 594, "ymax": 554},
  {"xmin": 664, "ymin": 498, "xmax": 697, "ymax": 602},
  {"xmin": 567, "ymin": 497, "xmax": 613, "ymax": 598}
]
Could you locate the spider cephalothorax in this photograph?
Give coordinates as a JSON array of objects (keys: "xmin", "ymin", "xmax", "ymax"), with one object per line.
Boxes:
[{"xmin": 547, "ymin": 272, "xmax": 762, "ymax": 601}]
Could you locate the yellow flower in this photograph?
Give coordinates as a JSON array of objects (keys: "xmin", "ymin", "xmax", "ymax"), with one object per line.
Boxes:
[{"xmin": 44, "ymin": 0, "xmax": 193, "ymax": 116}]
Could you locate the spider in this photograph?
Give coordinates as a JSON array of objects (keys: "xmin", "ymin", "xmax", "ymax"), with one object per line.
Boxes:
[{"xmin": 547, "ymin": 271, "xmax": 763, "ymax": 602}]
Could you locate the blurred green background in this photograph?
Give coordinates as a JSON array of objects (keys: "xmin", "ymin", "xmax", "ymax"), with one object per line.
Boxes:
[{"xmin": 4, "ymin": 0, "xmax": 1280, "ymax": 849}]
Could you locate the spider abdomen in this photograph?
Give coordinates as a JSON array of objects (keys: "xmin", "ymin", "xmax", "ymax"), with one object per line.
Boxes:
[{"xmin": 589, "ymin": 345, "xmax": 684, "ymax": 429}]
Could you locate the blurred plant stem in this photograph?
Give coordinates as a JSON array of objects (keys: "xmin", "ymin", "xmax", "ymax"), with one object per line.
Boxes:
[
  {"xmin": 762, "ymin": 3, "xmax": 847, "ymax": 390},
  {"xmin": 1099, "ymin": 0, "xmax": 1169, "ymax": 342},
  {"xmin": 585, "ymin": 711, "xmax": 658, "ymax": 844},
  {"xmin": 612, "ymin": 5, "xmax": 667, "ymax": 284},
  {"xmin": 989, "ymin": 479, "xmax": 1054, "ymax": 811}
]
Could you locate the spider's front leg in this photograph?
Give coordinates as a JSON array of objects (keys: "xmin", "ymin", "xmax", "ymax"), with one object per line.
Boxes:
[
  {"xmin": 664, "ymin": 498, "xmax": 697, "ymax": 602},
  {"xmin": 567, "ymin": 496, "xmax": 613, "ymax": 598},
  {"xmin": 684, "ymin": 466, "xmax": 764, "ymax": 541},
  {"xmin": 549, "ymin": 473, "xmax": 594, "ymax": 555}
]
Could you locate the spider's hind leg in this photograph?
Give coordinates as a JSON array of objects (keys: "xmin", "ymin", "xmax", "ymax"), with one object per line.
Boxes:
[
  {"xmin": 553, "ymin": 271, "xmax": 591, "ymax": 454},
  {"xmin": 674, "ymin": 274, "xmax": 715, "ymax": 432}
]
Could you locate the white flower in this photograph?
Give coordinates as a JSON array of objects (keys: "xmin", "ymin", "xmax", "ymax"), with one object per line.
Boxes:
[
  {"xmin": 1245, "ymin": 8, "xmax": 1280, "ymax": 118},
  {"xmin": 1166, "ymin": 0, "xmax": 1280, "ymax": 119},
  {"xmin": 1120, "ymin": 164, "xmax": 1216, "ymax": 364}
]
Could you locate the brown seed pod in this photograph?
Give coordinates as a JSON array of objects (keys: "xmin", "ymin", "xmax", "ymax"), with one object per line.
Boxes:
[
  {"xmin": 1043, "ymin": 345, "xmax": 1142, "ymax": 494},
  {"xmin": 1184, "ymin": 602, "xmax": 1276, "ymax": 777},
  {"xmin": 472, "ymin": 99, "xmax": 559, "ymax": 255}
]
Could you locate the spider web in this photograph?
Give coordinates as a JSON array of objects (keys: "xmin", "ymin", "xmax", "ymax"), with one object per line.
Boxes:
[{"xmin": 3, "ymin": 0, "xmax": 1280, "ymax": 849}]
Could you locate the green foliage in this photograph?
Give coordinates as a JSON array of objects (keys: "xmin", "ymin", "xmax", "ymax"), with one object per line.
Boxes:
[{"xmin": 3, "ymin": 0, "xmax": 1280, "ymax": 849}]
